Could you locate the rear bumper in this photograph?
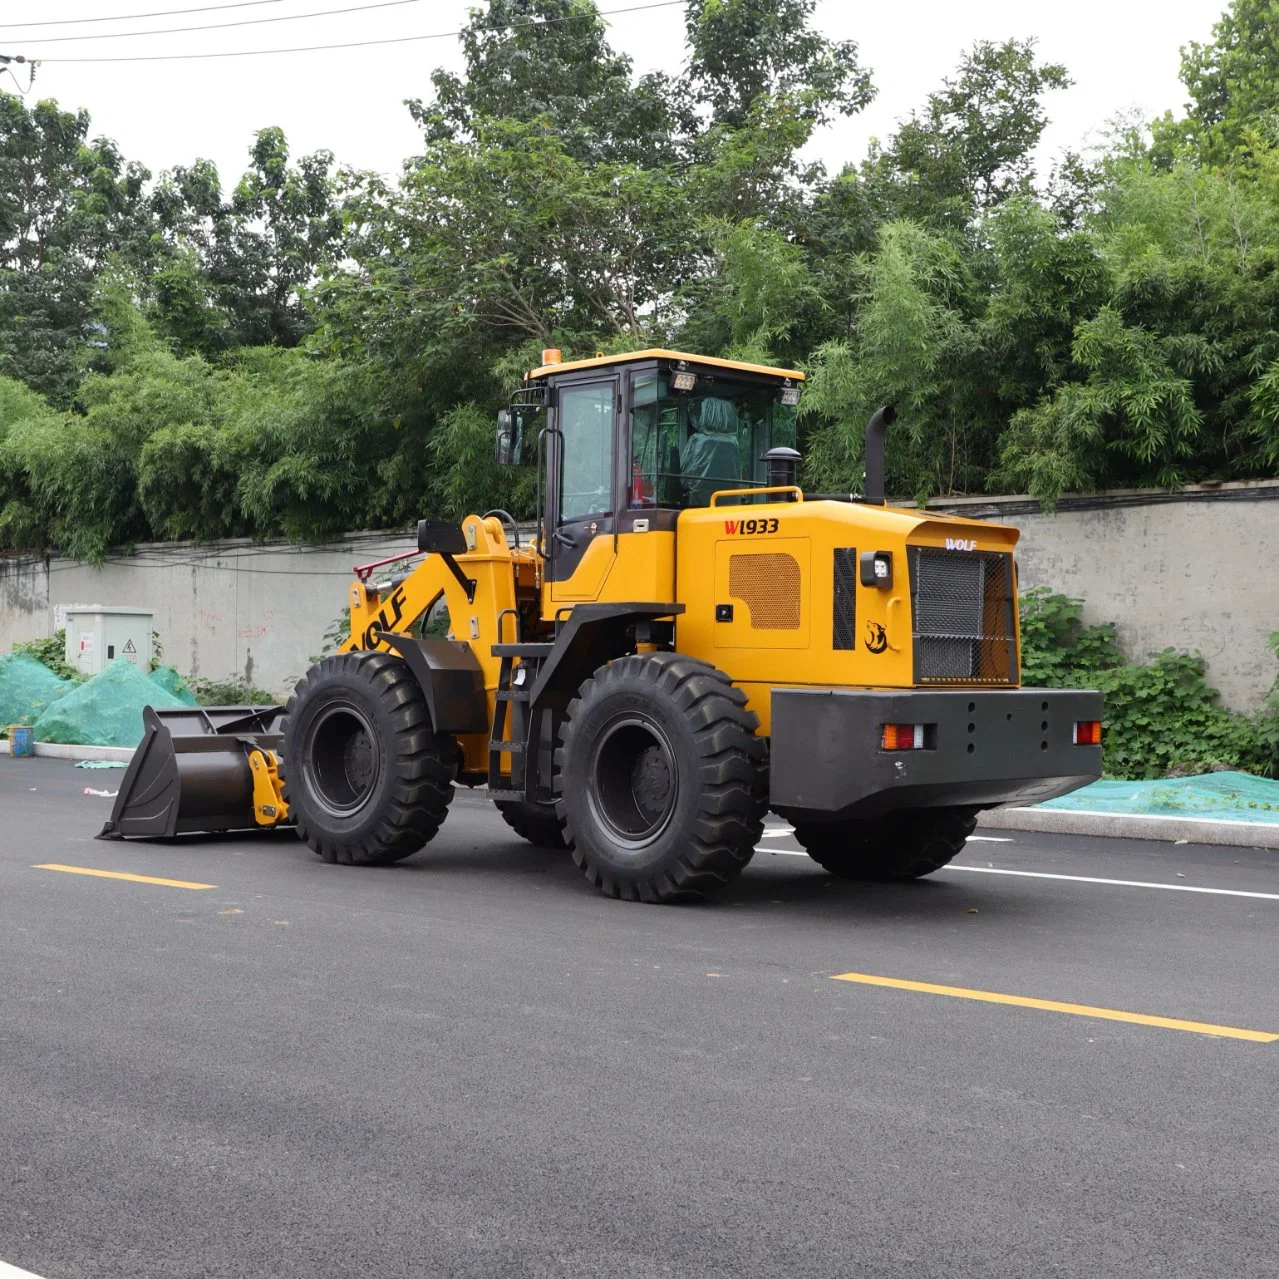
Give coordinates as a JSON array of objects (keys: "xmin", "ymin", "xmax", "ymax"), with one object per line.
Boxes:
[{"xmin": 768, "ymin": 687, "xmax": 1103, "ymax": 821}]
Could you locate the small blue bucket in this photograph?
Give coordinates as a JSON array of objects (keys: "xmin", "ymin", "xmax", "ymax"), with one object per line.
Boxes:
[{"xmin": 9, "ymin": 725, "xmax": 34, "ymax": 758}]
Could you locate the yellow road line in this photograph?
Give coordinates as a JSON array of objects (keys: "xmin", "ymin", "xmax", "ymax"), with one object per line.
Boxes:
[
  {"xmin": 34, "ymin": 864, "xmax": 217, "ymax": 891},
  {"xmin": 830, "ymin": 971, "xmax": 1277, "ymax": 1043}
]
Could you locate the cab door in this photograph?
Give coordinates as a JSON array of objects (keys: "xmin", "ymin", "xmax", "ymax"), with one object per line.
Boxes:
[{"xmin": 548, "ymin": 377, "xmax": 619, "ymax": 604}]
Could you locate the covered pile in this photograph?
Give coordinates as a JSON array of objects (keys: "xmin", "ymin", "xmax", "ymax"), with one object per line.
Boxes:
[
  {"xmin": 1041, "ymin": 771, "xmax": 1279, "ymax": 824},
  {"xmin": 32, "ymin": 661, "xmax": 192, "ymax": 748},
  {"xmin": 0, "ymin": 652, "xmax": 73, "ymax": 731},
  {"xmin": 148, "ymin": 665, "xmax": 199, "ymax": 707}
]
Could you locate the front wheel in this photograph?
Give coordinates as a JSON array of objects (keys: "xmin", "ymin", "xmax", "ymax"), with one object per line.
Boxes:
[
  {"xmin": 281, "ymin": 651, "xmax": 456, "ymax": 866},
  {"xmin": 792, "ymin": 807, "xmax": 978, "ymax": 881},
  {"xmin": 555, "ymin": 653, "xmax": 766, "ymax": 903}
]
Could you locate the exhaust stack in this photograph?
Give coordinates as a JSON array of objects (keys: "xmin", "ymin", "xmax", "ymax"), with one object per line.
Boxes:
[{"xmin": 863, "ymin": 405, "xmax": 896, "ymax": 505}]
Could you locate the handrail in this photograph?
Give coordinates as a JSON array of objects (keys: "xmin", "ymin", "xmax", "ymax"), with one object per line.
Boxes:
[
  {"xmin": 708, "ymin": 485, "xmax": 805, "ymax": 507},
  {"xmin": 353, "ymin": 549, "xmax": 419, "ymax": 582},
  {"xmin": 495, "ymin": 607, "xmax": 521, "ymax": 645}
]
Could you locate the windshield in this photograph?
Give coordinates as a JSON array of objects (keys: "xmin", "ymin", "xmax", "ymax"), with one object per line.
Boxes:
[{"xmin": 629, "ymin": 370, "xmax": 798, "ymax": 509}]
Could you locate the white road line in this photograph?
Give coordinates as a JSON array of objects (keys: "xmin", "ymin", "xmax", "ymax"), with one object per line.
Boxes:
[
  {"xmin": 1, "ymin": 1260, "xmax": 51, "ymax": 1279},
  {"xmin": 763, "ymin": 830, "xmax": 1012, "ymax": 843},
  {"xmin": 757, "ymin": 850, "xmax": 1277, "ymax": 898},
  {"xmin": 942, "ymin": 865, "xmax": 1279, "ymax": 901}
]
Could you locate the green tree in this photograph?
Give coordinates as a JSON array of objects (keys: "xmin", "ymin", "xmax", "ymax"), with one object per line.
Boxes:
[
  {"xmin": 1152, "ymin": 0, "xmax": 1279, "ymax": 166},
  {"xmin": 684, "ymin": 0, "xmax": 872, "ymax": 129},
  {"xmin": 801, "ymin": 220, "xmax": 983, "ymax": 499},
  {"xmin": 858, "ymin": 40, "xmax": 1071, "ymax": 230},
  {"xmin": 0, "ymin": 97, "xmax": 151, "ymax": 396},
  {"xmin": 414, "ymin": 0, "xmax": 693, "ymax": 165},
  {"xmin": 146, "ymin": 130, "xmax": 345, "ymax": 354}
]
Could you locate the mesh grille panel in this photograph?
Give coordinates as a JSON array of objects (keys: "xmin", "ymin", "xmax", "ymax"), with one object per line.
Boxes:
[
  {"xmin": 909, "ymin": 546, "xmax": 1016, "ymax": 684},
  {"xmin": 729, "ymin": 552, "xmax": 802, "ymax": 630},
  {"xmin": 833, "ymin": 548, "xmax": 857, "ymax": 650}
]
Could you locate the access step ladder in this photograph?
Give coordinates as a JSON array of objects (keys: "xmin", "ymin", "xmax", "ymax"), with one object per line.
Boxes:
[{"xmin": 487, "ymin": 642, "xmax": 553, "ymax": 803}]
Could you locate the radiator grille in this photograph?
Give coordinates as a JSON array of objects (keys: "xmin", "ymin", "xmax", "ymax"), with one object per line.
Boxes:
[
  {"xmin": 908, "ymin": 546, "xmax": 1016, "ymax": 684},
  {"xmin": 729, "ymin": 552, "xmax": 801, "ymax": 629},
  {"xmin": 832, "ymin": 548, "xmax": 857, "ymax": 650}
]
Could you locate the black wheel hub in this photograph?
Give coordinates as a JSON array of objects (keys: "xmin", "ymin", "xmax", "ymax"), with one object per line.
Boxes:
[
  {"xmin": 308, "ymin": 703, "xmax": 381, "ymax": 815},
  {"xmin": 590, "ymin": 715, "xmax": 679, "ymax": 849}
]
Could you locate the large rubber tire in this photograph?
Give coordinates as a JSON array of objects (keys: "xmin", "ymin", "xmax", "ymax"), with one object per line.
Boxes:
[
  {"xmin": 554, "ymin": 652, "xmax": 767, "ymax": 903},
  {"xmin": 495, "ymin": 800, "xmax": 568, "ymax": 850},
  {"xmin": 793, "ymin": 807, "xmax": 979, "ymax": 882},
  {"xmin": 281, "ymin": 650, "xmax": 456, "ymax": 866}
]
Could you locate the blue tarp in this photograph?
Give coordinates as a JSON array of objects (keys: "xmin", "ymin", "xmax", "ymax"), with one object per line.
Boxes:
[{"xmin": 1040, "ymin": 771, "xmax": 1279, "ymax": 824}]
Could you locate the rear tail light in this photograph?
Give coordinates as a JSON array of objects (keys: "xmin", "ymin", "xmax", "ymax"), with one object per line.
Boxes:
[
  {"xmin": 881, "ymin": 723, "xmax": 926, "ymax": 751},
  {"xmin": 1073, "ymin": 720, "xmax": 1102, "ymax": 746}
]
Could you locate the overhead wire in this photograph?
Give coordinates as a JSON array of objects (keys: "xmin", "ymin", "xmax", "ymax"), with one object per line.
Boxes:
[
  {"xmin": 2, "ymin": 0, "xmax": 285, "ymax": 28},
  {"xmin": 18, "ymin": 0, "xmax": 430, "ymax": 45},
  {"xmin": 22, "ymin": 0, "xmax": 685, "ymax": 62}
]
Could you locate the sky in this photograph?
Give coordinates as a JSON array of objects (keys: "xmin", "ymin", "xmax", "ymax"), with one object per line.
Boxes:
[{"xmin": 3, "ymin": 0, "xmax": 1226, "ymax": 189}]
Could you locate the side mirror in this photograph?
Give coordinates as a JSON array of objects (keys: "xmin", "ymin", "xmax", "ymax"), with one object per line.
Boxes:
[{"xmin": 495, "ymin": 409, "xmax": 519, "ymax": 466}]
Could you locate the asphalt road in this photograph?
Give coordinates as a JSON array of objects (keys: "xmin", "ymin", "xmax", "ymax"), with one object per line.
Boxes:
[{"xmin": 2, "ymin": 758, "xmax": 1276, "ymax": 1279}]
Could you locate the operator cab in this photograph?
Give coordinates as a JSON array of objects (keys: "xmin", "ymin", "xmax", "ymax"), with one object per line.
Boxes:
[{"xmin": 495, "ymin": 349, "xmax": 804, "ymax": 596}]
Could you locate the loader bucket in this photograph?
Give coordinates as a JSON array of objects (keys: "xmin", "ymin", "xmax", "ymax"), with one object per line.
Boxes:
[{"xmin": 98, "ymin": 704, "xmax": 290, "ymax": 840}]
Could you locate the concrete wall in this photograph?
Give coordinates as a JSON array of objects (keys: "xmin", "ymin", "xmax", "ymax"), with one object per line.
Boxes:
[
  {"xmin": 0, "ymin": 530, "xmax": 412, "ymax": 694},
  {"xmin": 1, "ymin": 481, "xmax": 1276, "ymax": 708}
]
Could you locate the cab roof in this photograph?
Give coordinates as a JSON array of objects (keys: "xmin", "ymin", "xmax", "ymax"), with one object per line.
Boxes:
[{"xmin": 526, "ymin": 348, "xmax": 805, "ymax": 382}]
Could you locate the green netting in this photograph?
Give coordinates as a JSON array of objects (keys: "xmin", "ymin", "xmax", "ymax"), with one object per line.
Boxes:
[
  {"xmin": 1040, "ymin": 771, "xmax": 1279, "ymax": 824},
  {"xmin": 148, "ymin": 665, "xmax": 199, "ymax": 707},
  {"xmin": 32, "ymin": 660, "xmax": 191, "ymax": 748},
  {"xmin": 0, "ymin": 652, "xmax": 74, "ymax": 733}
]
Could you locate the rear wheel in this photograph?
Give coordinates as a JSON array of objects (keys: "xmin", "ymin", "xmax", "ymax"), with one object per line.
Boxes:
[
  {"xmin": 555, "ymin": 653, "xmax": 766, "ymax": 903},
  {"xmin": 793, "ymin": 807, "xmax": 978, "ymax": 881},
  {"xmin": 495, "ymin": 800, "xmax": 568, "ymax": 850},
  {"xmin": 281, "ymin": 651, "xmax": 456, "ymax": 865}
]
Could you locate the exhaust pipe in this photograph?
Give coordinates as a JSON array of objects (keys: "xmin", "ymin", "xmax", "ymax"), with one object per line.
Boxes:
[{"xmin": 863, "ymin": 405, "xmax": 896, "ymax": 505}]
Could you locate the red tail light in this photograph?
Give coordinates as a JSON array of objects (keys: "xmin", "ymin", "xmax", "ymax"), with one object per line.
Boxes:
[
  {"xmin": 881, "ymin": 724, "xmax": 925, "ymax": 751},
  {"xmin": 1073, "ymin": 720, "xmax": 1102, "ymax": 746}
]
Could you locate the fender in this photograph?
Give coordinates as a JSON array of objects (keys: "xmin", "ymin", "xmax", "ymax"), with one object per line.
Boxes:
[
  {"xmin": 373, "ymin": 632, "xmax": 489, "ymax": 734},
  {"xmin": 529, "ymin": 602, "xmax": 685, "ymax": 708}
]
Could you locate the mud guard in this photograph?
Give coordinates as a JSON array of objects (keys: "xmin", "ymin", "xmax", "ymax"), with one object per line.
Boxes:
[{"xmin": 372, "ymin": 634, "xmax": 488, "ymax": 734}]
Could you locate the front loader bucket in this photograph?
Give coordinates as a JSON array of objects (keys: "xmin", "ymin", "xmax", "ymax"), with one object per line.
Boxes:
[{"xmin": 98, "ymin": 705, "xmax": 289, "ymax": 840}]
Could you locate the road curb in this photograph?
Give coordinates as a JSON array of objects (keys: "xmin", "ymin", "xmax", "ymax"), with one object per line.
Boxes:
[
  {"xmin": 979, "ymin": 806, "xmax": 1279, "ymax": 850},
  {"xmin": 0, "ymin": 740, "xmax": 136, "ymax": 763}
]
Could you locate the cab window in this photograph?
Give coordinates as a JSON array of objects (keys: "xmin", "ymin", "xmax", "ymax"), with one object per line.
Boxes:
[
  {"xmin": 629, "ymin": 371, "xmax": 798, "ymax": 509},
  {"xmin": 559, "ymin": 381, "xmax": 615, "ymax": 523}
]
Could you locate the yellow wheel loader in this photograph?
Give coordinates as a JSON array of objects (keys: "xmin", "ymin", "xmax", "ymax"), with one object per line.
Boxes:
[{"xmin": 101, "ymin": 349, "xmax": 1103, "ymax": 902}]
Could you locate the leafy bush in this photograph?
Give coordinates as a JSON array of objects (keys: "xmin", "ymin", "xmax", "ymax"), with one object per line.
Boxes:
[
  {"xmin": 1019, "ymin": 588, "xmax": 1274, "ymax": 778},
  {"xmin": 11, "ymin": 628, "xmax": 82, "ymax": 682},
  {"xmin": 186, "ymin": 675, "xmax": 279, "ymax": 707},
  {"xmin": 308, "ymin": 608, "xmax": 352, "ymax": 666},
  {"xmin": 1254, "ymin": 633, "xmax": 1279, "ymax": 773}
]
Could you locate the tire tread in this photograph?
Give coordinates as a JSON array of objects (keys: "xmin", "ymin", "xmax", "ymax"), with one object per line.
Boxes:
[
  {"xmin": 281, "ymin": 650, "xmax": 455, "ymax": 866},
  {"xmin": 554, "ymin": 652, "xmax": 767, "ymax": 903}
]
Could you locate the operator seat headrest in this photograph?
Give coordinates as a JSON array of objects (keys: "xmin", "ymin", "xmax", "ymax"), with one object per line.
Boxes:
[{"xmin": 694, "ymin": 397, "xmax": 739, "ymax": 435}]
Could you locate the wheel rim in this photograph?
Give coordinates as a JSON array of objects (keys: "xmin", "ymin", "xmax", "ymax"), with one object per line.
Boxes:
[
  {"xmin": 588, "ymin": 714, "xmax": 679, "ymax": 849},
  {"xmin": 306, "ymin": 702, "xmax": 381, "ymax": 816}
]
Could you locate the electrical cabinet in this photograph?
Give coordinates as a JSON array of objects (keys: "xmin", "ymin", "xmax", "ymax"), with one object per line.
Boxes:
[{"xmin": 62, "ymin": 606, "xmax": 154, "ymax": 677}]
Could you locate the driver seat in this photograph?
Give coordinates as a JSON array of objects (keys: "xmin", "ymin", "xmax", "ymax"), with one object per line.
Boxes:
[{"xmin": 683, "ymin": 398, "xmax": 741, "ymax": 507}]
